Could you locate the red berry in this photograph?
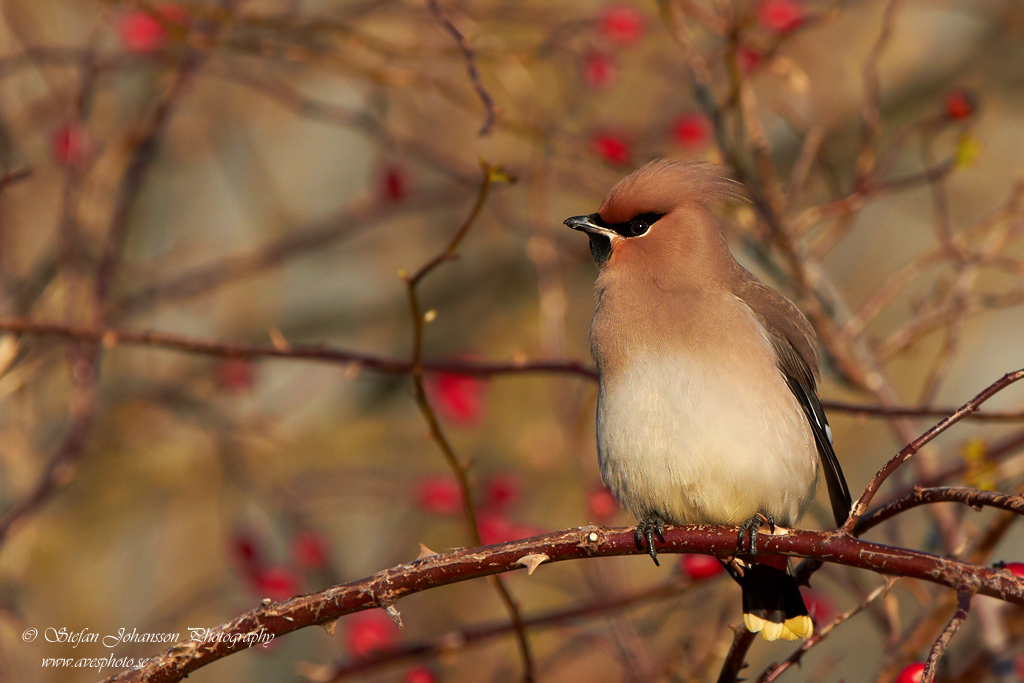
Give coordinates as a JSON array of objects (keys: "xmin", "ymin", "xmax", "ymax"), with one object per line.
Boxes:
[
  {"xmin": 404, "ymin": 666, "xmax": 438, "ymax": 683},
  {"xmin": 293, "ymin": 531, "xmax": 329, "ymax": 569},
  {"xmin": 671, "ymin": 112, "xmax": 711, "ymax": 150},
  {"xmin": 346, "ymin": 610, "xmax": 396, "ymax": 658},
  {"xmin": 216, "ymin": 358, "xmax": 255, "ymax": 392},
  {"xmin": 381, "ymin": 165, "xmax": 409, "ymax": 203},
  {"xmin": 757, "ymin": 0, "xmax": 804, "ymax": 33},
  {"xmin": 738, "ymin": 46, "xmax": 762, "ymax": 73},
  {"xmin": 587, "ymin": 486, "xmax": 619, "ymax": 522},
  {"xmin": 1003, "ymin": 561, "xmax": 1024, "ymax": 578},
  {"xmin": 895, "ymin": 662, "xmax": 926, "ymax": 683},
  {"xmin": 478, "ymin": 511, "xmax": 518, "ymax": 545},
  {"xmin": 583, "ymin": 51, "xmax": 618, "ymax": 90},
  {"xmin": 681, "ymin": 554, "xmax": 723, "ymax": 581},
  {"xmin": 483, "ymin": 474, "xmax": 520, "ymax": 511},
  {"xmin": 801, "ymin": 589, "xmax": 836, "ymax": 624},
  {"xmin": 590, "ymin": 131, "xmax": 632, "ymax": 166},
  {"xmin": 254, "ymin": 567, "xmax": 299, "ymax": 601},
  {"xmin": 229, "ymin": 532, "xmax": 262, "ymax": 573},
  {"xmin": 53, "ymin": 124, "xmax": 86, "ymax": 166},
  {"xmin": 598, "ymin": 5, "xmax": 646, "ymax": 47},
  {"xmin": 415, "ymin": 475, "xmax": 462, "ymax": 516},
  {"xmin": 118, "ymin": 11, "xmax": 167, "ymax": 53},
  {"xmin": 430, "ymin": 372, "xmax": 486, "ymax": 426},
  {"xmin": 945, "ymin": 90, "xmax": 977, "ymax": 120}
]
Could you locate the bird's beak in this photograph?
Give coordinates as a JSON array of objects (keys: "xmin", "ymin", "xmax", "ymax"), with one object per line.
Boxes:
[{"xmin": 564, "ymin": 213, "xmax": 618, "ymax": 239}]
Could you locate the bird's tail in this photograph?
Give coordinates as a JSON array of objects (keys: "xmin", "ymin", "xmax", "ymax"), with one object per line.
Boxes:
[{"xmin": 739, "ymin": 558, "xmax": 813, "ymax": 641}]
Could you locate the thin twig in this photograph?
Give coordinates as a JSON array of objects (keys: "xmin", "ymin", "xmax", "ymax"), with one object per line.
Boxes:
[
  {"xmin": 856, "ymin": 487, "xmax": 1024, "ymax": 536},
  {"xmin": 425, "ymin": 0, "xmax": 497, "ymax": 136},
  {"xmin": 401, "ymin": 161, "xmax": 534, "ymax": 681},
  {"xmin": 324, "ymin": 579, "xmax": 688, "ymax": 681},
  {"xmin": 922, "ymin": 586, "xmax": 974, "ymax": 683},
  {"xmin": 4, "ymin": 318, "xmax": 1023, "ymax": 422},
  {"xmin": 844, "ymin": 368, "xmax": 1024, "ymax": 530},
  {"xmin": 758, "ymin": 582, "xmax": 888, "ymax": 682}
]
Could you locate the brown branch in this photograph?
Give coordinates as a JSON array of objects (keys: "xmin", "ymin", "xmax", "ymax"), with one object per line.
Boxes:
[
  {"xmin": 716, "ymin": 627, "xmax": 756, "ymax": 683},
  {"xmin": 856, "ymin": 487, "xmax": 1024, "ymax": 536},
  {"xmin": 113, "ymin": 184, "xmax": 470, "ymax": 315},
  {"xmin": 425, "ymin": 0, "xmax": 497, "ymax": 136},
  {"xmin": 400, "ymin": 161, "xmax": 534, "ymax": 681},
  {"xmin": 844, "ymin": 368, "xmax": 1024, "ymax": 530},
  {"xmin": 94, "ymin": 52, "xmax": 205, "ymax": 318},
  {"xmin": 922, "ymin": 585, "xmax": 974, "ymax": 683},
  {"xmin": 324, "ymin": 579, "xmax": 687, "ymax": 681},
  {"xmin": 854, "ymin": 0, "xmax": 907, "ymax": 184},
  {"xmin": 0, "ymin": 166, "xmax": 32, "ymax": 188},
  {"xmin": 758, "ymin": 582, "xmax": 888, "ymax": 682},
  {"xmin": 0, "ymin": 41, "xmax": 208, "ymax": 549},
  {"xmin": 99, "ymin": 524, "xmax": 1024, "ymax": 683},
  {"xmin": 4, "ymin": 319, "xmax": 1024, "ymax": 422}
]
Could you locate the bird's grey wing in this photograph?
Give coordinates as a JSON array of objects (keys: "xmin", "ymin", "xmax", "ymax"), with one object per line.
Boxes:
[{"xmin": 740, "ymin": 280, "xmax": 852, "ymax": 527}]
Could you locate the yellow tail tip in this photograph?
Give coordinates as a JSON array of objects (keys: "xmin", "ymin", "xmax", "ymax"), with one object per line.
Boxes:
[
  {"xmin": 743, "ymin": 613, "xmax": 813, "ymax": 641},
  {"xmin": 743, "ymin": 613, "xmax": 767, "ymax": 633},
  {"xmin": 784, "ymin": 615, "xmax": 814, "ymax": 639}
]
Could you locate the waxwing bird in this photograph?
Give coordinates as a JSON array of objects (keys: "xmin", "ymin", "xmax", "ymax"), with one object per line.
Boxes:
[{"xmin": 565, "ymin": 159, "xmax": 852, "ymax": 641}]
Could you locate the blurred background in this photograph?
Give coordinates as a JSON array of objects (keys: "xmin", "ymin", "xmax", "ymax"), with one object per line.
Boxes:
[{"xmin": 1, "ymin": 0, "xmax": 1023, "ymax": 681}]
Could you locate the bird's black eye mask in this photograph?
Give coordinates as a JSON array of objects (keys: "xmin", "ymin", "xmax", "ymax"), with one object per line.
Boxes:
[{"xmin": 584, "ymin": 212, "xmax": 664, "ymax": 264}]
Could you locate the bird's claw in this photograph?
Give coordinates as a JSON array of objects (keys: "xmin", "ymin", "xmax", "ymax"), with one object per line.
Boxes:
[
  {"xmin": 737, "ymin": 513, "xmax": 775, "ymax": 555},
  {"xmin": 635, "ymin": 517, "xmax": 666, "ymax": 567}
]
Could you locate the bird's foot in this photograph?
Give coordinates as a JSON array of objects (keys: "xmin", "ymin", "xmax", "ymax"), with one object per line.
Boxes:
[
  {"xmin": 737, "ymin": 513, "xmax": 775, "ymax": 555},
  {"xmin": 634, "ymin": 516, "xmax": 666, "ymax": 567}
]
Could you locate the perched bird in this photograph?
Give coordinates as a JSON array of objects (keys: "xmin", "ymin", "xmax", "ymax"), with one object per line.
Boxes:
[{"xmin": 565, "ymin": 159, "xmax": 851, "ymax": 641}]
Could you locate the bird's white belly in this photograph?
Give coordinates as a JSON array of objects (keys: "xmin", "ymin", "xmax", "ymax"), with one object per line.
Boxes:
[{"xmin": 596, "ymin": 351, "xmax": 819, "ymax": 527}]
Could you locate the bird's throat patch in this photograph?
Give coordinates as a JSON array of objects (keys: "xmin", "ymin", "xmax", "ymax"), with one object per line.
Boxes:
[{"xmin": 589, "ymin": 233, "xmax": 612, "ymax": 265}]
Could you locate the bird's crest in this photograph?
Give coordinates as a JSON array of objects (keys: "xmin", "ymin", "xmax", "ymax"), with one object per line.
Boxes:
[{"xmin": 598, "ymin": 159, "xmax": 745, "ymax": 225}]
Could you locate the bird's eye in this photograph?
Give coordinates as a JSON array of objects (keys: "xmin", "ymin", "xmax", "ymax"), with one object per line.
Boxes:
[{"xmin": 628, "ymin": 218, "xmax": 650, "ymax": 237}]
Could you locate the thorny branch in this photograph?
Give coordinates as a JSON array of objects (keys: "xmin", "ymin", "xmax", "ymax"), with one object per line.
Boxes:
[
  {"xmin": 922, "ymin": 585, "xmax": 974, "ymax": 683},
  {"xmin": 2, "ymin": 318, "xmax": 1021, "ymax": 421},
  {"xmin": 99, "ymin": 523, "xmax": 1024, "ymax": 683},
  {"xmin": 400, "ymin": 162, "xmax": 535, "ymax": 681},
  {"xmin": 425, "ymin": 0, "xmax": 498, "ymax": 136}
]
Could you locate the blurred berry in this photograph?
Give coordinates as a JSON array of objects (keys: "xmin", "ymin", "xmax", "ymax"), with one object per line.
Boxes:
[
  {"xmin": 757, "ymin": 0, "xmax": 804, "ymax": 33},
  {"xmin": 216, "ymin": 358, "xmax": 256, "ymax": 393},
  {"xmin": 681, "ymin": 554, "xmax": 723, "ymax": 580},
  {"xmin": 255, "ymin": 567, "xmax": 299, "ymax": 601},
  {"xmin": 478, "ymin": 512, "xmax": 519, "ymax": 545},
  {"xmin": 590, "ymin": 132, "xmax": 632, "ymax": 166},
  {"xmin": 415, "ymin": 475, "xmax": 462, "ymax": 516},
  {"xmin": 945, "ymin": 90, "xmax": 977, "ymax": 120},
  {"xmin": 118, "ymin": 12, "xmax": 167, "ymax": 53},
  {"xmin": 430, "ymin": 372, "xmax": 486, "ymax": 426},
  {"xmin": 229, "ymin": 531, "xmax": 263, "ymax": 573},
  {"xmin": 404, "ymin": 666, "xmax": 438, "ymax": 683},
  {"xmin": 53, "ymin": 124, "xmax": 85, "ymax": 167},
  {"xmin": 293, "ymin": 531, "xmax": 329, "ymax": 569},
  {"xmin": 1002, "ymin": 561, "xmax": 1024, "ymax": 577},
  {"xmin": 346, "ymin": 610, "xmax": 396, "ymax": 658},
  {"xmin": 671, "ymin": 112, "xmax": 711, "ymax": 150},
  {"xmin": 118, "ymin": 5, "xmax": 186, "ymax": 54},
  {"xmin": 587, "ymin": 486, "xmax": 619, "ymax": 522},
  {"xmin": 738, "ymin": 46, "xmax": 762, "ymax": 73},
  {"xmin": 483, "ymin": 473, "xmax": 520, "ymax": 511},
  {"xmin": 381, "ymin": 164, "xmax": 409, "ymax": 203},
  {"xmin": 598, "ymin": 5, "xmax": 646, "ymax": 47},
  {"xmin": 583, "ymin": 51, "xmax": 618, "ymax": 90},
  {"xmin": 801, "ymin": 588, "xmax": 836, "ymax": 624},
  {"xmin": 895, "ymin": 662, "xmax": 925, "ymax": 683}
]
